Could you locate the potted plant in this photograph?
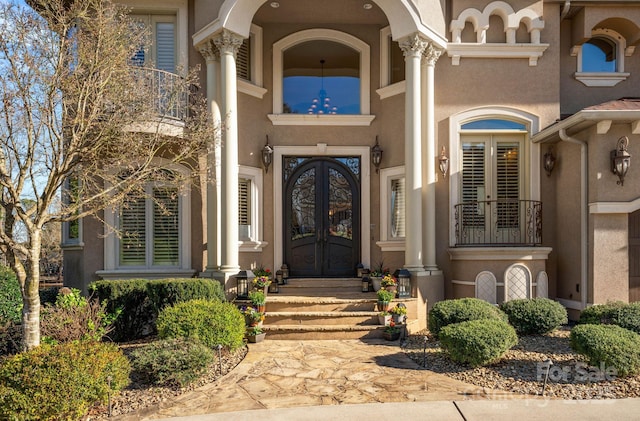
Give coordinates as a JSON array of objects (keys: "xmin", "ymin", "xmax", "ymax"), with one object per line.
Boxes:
[
  {"xmin": 246, "ymin": 326, "xmax": 266, "ymax": 343},
  {"xmin": 376, "ymin": 289, "xmax": 395, "ymax": 312},
  {"xmin": 378, "ymin": 311, "xmax": 392, "ymax": 326},
  {"xmin": 243, "ymin": 306, "xmax": 265, "ymax": 327},
  {"xmin": 383, "ymin": 322, "xmax": 401, "ymax": 341},
  {"xmin": 381, "ymin": 274, "xmax": 397, "ymax": 295},
  {"xmin": 389, "ymin": 305, "xmax": 407, "ymax": 324},
  {"xmin": 370, "ymin": 261, "xmax": 389, "ymax": 291},
  {"xmin": 253, "ymin": 274, "xmax": 272, "ymax": 295},
  {"xmin": 249, "ymin": 290, "xmax": 266, "ymax": 313}
]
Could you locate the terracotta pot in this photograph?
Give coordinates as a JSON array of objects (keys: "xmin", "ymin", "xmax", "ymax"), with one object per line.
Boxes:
[
  {"xmin": 385, "ymin": 285, "xmax": 397, "ymax": 294},
  {"xmin": 256, "ymin": 304, "xmax": 266, "ymax": 313},
  {"xmin": 377, "ymin": 300, "xmax": 390, "ymax": 312}
]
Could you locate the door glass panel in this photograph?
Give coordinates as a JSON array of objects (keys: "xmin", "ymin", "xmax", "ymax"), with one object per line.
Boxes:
[
  {"xmin": 290, "ymin": 168, "xmax": 315, "ymax": 241},
  {"xmin": 328, "ymin": 168, "xmax": 352, "ymax": 240},
  {"xmin": 496, "ymin": 143, "xmax": 520, "ymax": 229},
  {"xmin": 461, "ymin": 142, "xmax": 486, "ymax": 227}
]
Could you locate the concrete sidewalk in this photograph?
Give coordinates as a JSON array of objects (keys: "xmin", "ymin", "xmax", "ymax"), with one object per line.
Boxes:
[
  {"xmin": 114, "ymin": 339, "xmax": 640, "ymax": 420},
  {"xmin": 163, "ymin": 399, "xmax": 640, "ymax": 421}
]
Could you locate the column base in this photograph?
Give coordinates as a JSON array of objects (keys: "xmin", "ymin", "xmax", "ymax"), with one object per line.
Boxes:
[
  {"xmin": 201, "ymin": 268, "xmax": 240, "ymax": 301},
  {"xmin": 409, "ymin": 271, "xmax": 445, "ymax": 331}
]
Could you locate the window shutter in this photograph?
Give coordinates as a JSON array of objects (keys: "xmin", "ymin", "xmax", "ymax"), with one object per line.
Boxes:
[
  {"xmin": 236, "ymin": 38, "xmax": 251, "ymax": 81},
  {"xmin": 155, "ymin": 22, "xmax": 175, "ymax": 73},
  {"xmin": 119, "ymin": 196, "xmax": 147, "ymax": 266},
  {"xmin": 461, "ymin": 143, "xmax": 486, "ymax": 227},
  {"xmin": 390, "ymin": 178, "xmax": 405, "ymax": 238},
  {"xmin": 496, "ymin": 143, "xmax": 520, "ymax": 228},
  {"xmin": 238, "ymin": 178, "xmax": 251, "ymax": 239},
  {"xmin": 152, "ymin": 187, "xmax": 180, "ymax": 266}
]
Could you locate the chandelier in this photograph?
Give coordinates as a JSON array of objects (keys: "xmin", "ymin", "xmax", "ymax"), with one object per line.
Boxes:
[{"xmin": 308, "ymin": 59, "xmax": 337, "ymax": 115}]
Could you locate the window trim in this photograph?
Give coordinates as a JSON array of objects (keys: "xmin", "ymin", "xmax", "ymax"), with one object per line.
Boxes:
[
  {"xmin": 237, "ymin": 23, "xmax": 267, "ymax": 99},
  {"xmin": 377, "ymin": 165, "xmax": 405, "ymax": 252},
  {"xmin": 448, "ymin": 107, "xmax": 541, "ymax": 247},
  {"xmin": 269, "ymin": 28, "xmax": 372, "ymax": 126},
  {"xmin": 238, "ymin": 165, "xmax": 267, "ymax": 252},
  {"xmin": 100, "ymin": 158, "xmax": 192, "ymax": 277},
  {"xmin": 377, "ymin": 26, "xmax": 405, "ymax": 99},
  {"xmin": 572, "ymin": 29, "xmax": 631, "ymax": 87}
]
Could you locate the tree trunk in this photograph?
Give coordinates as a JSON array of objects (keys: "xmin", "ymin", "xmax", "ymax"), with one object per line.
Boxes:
[{"xmin": 21, "ymin": 230, "xmax": 42, "ymax": 351}]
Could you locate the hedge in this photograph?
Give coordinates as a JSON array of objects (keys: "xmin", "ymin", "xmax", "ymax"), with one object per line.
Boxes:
[
  {"xmin": 428, "ymin": 298, "xmax": 508, "ymax": 338},
  {"xmin": 0, "ymin": 341, "xmax": 130, "ymax": 420},
  {"xmin": 0, "ymin": 266, "xmax": 21, "ymax": 323},
  {"xmin": 578, "ymin": 301, "xmax": 627, "ymax": 325},
  {"xmin": 439, "ymin": 319, "xmax": 518, "ymax": 367},
  {"xmin": 570, "ymin": 324, "xmax": 640, "ymax": 377},
  {"xmin": 499, "ymin": 298, "xmax": 568, "ymax": 335},
  {"xmin": 156, "ymin": 299, "xmax": 245, "ymax": 350}
]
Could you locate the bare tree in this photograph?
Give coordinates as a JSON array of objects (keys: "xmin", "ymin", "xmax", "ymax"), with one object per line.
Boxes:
[{"xmin": 0, "ymin": 0, "xmax": 211, "ymax": 350}]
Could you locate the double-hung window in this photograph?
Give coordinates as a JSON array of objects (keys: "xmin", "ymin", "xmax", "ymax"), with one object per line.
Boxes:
[{"xmin": 377, "ymin": 166, "xmax": 405, "ymax": 251}]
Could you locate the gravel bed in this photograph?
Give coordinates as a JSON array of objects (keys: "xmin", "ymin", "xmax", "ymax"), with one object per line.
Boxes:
[
  {"xmin": 403, "ymin": 327, "xmax": 640, "ymax": 399},
  {"xmin": 85, "ymin": 342, "xmax": 247, "ymax": 420}
]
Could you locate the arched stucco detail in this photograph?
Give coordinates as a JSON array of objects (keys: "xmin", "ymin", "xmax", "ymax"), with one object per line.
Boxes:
[{"xmin": 204, "ymin": 0, "xmax": 447, "ymax": 49}]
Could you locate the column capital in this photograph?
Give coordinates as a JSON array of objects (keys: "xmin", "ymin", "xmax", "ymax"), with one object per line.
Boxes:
[
  {"xmin": 213, "ymin": 29, "xmax": 244, "ymax": 57},
  {"xmin": 423, "ymin": 43, "xmax": 444, "ymax": 66},
  {"xmin": 198, "ymin": 39, "xmax": 219, "ymax": 63},
  {"xmin": 399, "ymin": 33, "xmax": 429, "ymax": 59}
]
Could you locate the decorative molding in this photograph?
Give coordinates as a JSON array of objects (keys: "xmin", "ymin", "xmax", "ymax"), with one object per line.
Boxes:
[
  {"xmin": 213, "ymin": 29, "xmax": 244, "ymax": 56},
  {"xmin": 447, "ymin": 43, "xmax": 549, "ymax": 66},
  {"xmin": 399, "ymin": 33, "xmax": 429, "ymax": 58},
  {"xmin": 239, "ymin": 240, "xmax": 268, "ymax": 252},
  {"xmin": 596, "ymin": 120, "xmax": 612, "ymax": 134},
  {"xmin": 198, "ymin": 39, "xmax": 219, "ymax": 62},
  {"xmin": 267, "ymin": 114, "xmax": 375, "ymax": 126},
  {"xmin": 376, "ymin": 81, "xmax": 405, "ymax": 99},
  {"xmin": 589, "ymin": 197, "xmax": 640, "ymax": 214},
  {"xmin": 448, "ymin": 247, "xmax": 553, "ymax": 261},
  {"xmin": 375, "ymin": 240, "xmax": 405, "ymax": 252},
  {"xmin": 574, "ymin": 72, "xmax": 630, "ymax": 87},
  {"xmin": 96, "ymin": 269, "xmax": 196, "ymax": 281},
  {"xmin": 423, "ymin": 43, "xmax": 444, "ymax": 66},
  {"xmin": 238, "ymin": 80, "xmax": 267, "ymax": 98}
]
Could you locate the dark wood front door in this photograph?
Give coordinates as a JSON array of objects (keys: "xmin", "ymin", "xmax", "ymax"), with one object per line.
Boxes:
[
  {"xmin": 284, "ymin": 157, "xmax": 360, "ymax": 277},
  {"xmin": 630, "ymin": 210, "xmax": 640, "ymax": 302}
]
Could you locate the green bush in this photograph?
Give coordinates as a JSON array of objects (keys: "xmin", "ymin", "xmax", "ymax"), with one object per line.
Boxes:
[
  {"xmin": 570, "ymin": 324, "xmax": 640, "ymax": 377},
  {"xmin": 130, "ymin": 338, "xmax": 214, "ymax": 387},
  {"xmin": 0, "ymin": 320, "xmax": 21, "ymax": 357},
  {"xmin": 439, "ymin": 319, "xmax": 518, "ymax": 367},
  {"xmin": 499, "ymin": 298, "xmax": 568, "ymax": 335},
  {"xmin": 156, "ymin": 299, "xmax": 245, "ymax": 350},
  {"xmin": 0, "ymin": 266, "xmax": 21, "ymax": 323},
  {"xmin": 578, "ymin": 301, "xmax": 626, "ymax": 325},
  {"xmin": 428, "ymin": 298, "xmax": 508, "ymax": 338},
  {"xmin": 612, "ymin": 302, "xmax": 640, "ymax": 334},
  {"xmin": 0, "ymin": 341, "xmax": 130, "ymax": 420},
  {"xmin": 90, "ymin": 278, "xmax": 226, "ymax": 342}
]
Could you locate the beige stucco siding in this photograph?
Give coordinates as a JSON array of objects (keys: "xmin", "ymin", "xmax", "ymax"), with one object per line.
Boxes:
[{"xmin": 591, "ymin": 213, "xmax": 629, "ymax": 304}]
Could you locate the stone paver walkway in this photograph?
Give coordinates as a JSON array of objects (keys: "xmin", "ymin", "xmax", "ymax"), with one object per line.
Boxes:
[{"xmin": 115, "ymin": 339, "xmax": 524, "ymax": 420}]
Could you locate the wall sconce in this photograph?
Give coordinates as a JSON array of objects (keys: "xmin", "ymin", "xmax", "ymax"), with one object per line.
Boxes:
[
  {"xmin": 438, "ymin": 146, "xmax": 449, "ymax": 178},
  {"xmin": 371, "ymin": 136, "xmax": 383, "ymax": 173},
  {"xmin": 543, "ymin": 147, "xmax": 556, "ymax": 176},
  {"xmin": 611, "ymin": 136, "xmax": 631, "ymax": 186},
  {"xmin": 262, "ymin": 135, "xmax": 274, "ymax": 173}
]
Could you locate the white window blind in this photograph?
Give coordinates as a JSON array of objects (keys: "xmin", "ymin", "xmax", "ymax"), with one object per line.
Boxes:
[
  {"xmin": 236, "ymin": 38, "xmax": 250, "ymax": 81},
  {"xmin": 155, "ymin": 22, "xmax": 175, "ymax": 73},
  {"xmin": 238, "ymin": 178, "xmax": 252, "ymax": 240},
  {"xmin": 119, "ymin": 195, "xmax": 147, "ymax": 266},
  {"xmin": 461, "ymin": 143, "xmax": 486, "ymax": 227},
  {"xmin": 496, "ymin": 143, "xmax": 520, "ymax": 229},
  {"xmin": 153, "ymin": 187, "xmax": 179, "ymax": 266},
  {"xmin": 390, "ymin": 178, "xmax": 405, "ymax": 238}
]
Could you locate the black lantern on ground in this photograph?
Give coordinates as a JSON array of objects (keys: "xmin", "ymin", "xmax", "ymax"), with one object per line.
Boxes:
[
  {"xmin": 611, "ymin": 136, "xmax": 631, "ymax": 186},
  {"xmin": 394, "ymin": 268, "xmax": 411, "ymax": 298},
  {"xmin": 235, "ymin": 270, "xmax": 255, "ymax": 299},
  {"xmin": 262, "ymin": 135, "xmax": 274, "ymax": 173},
  {"xmin": 356, "ymin": 263, "xmax": 364, "ymax": 278},
  {"xmin": 281, "ymin": 264, "xmax": 289, "ymax": 283},
  {"xmin": 276, "ymin": 270, "xmax": 284, "ymax": 285},
  {"xmin": 362, "ymin": 275, "xmax": 370, "ymax": 293},
  {"xmin": 268, "ymin": 277, "xmax": 279, "ymax": 293}
]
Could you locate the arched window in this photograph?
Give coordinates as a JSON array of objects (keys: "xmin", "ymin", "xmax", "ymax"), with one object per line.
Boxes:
[
  {"xmin": 572, "ymin": 29, "xmax": 630, "ymax": 87},
  {"xmin": 582, "ymin": 38, "xmax": 617, "ymax": 72}
]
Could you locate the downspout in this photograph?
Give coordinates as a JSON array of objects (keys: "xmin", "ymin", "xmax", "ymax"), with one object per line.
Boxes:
[
  {"xmin": 559, "ymin": 129, "xmax": 588, "ymax": 310},
  {"xmin": 561, "ymin": 1, "xmax": 571, "ymax": 20}
]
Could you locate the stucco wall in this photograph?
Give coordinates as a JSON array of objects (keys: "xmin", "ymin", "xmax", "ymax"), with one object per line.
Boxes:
[{"xmin": 591, "ymin": 213, "xmax": 629, "ymax": 304}]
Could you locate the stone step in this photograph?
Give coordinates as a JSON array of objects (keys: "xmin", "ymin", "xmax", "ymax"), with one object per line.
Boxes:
[
  {"xmin": 264, "ymin": 295, "xmax": 413, "ymax": 313},
  {"xmin": 262, "ymin": 320, "xmax": 419, "ymax": 340},
  {"xmin": 265, "ymin": 311, "xmax": 380, "ymax": 326}
]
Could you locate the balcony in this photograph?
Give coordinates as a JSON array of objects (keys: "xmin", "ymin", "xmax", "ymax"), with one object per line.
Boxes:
[
  {"xmin": 133, "ymin": 67, "xmax": 188, "ymax": 121},
  {"xmin": 454, "ymin": 200, "xmax": 542, "ymax": 247}
]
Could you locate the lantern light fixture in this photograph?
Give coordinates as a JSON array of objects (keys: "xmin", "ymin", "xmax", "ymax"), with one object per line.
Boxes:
[
  {"xmin": 371, "ymin": 136, "xmax": 383, "ymax": 173},
  {"xmin": 394, "ymin": 268, "xmax": 411, "ymax": 298},
  {"xmin": 235, "ymin": 270, "xmax": 255, "ymax": 299},
  {"xmin": 543, "ymin": 147, "xmax": 556, "ymax": 176},
  {"xmin": 438, "ymin": 146, "xmax": 449, "ymax": 178},
  {"xmin": 611, "ymin": 136, "xmax": 631, "ymax": 186},
  {"xmin": 262, "ymin": 135, "xmax": 274, "ymax": 173}
]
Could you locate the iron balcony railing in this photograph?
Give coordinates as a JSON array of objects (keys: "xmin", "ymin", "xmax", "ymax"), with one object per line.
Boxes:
[
  {"xmin": 454, "ymin": 199, "xmax": 542, "ymax": 246},
  {"xmin": 133, "ymin": 67, "xmax": 188, "ymax": 120}
]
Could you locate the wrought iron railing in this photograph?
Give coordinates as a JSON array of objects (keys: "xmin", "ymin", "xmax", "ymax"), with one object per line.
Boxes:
[
  {"xmin": 454, "ymin": 200, "xmax": 542, "ymax": 246},
  {"xmin": 133, "ymin": 67, "xmax": 188, "ymax": 120}
]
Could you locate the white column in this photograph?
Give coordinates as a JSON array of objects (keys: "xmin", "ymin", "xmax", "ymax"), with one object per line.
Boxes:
[
  {"xmin": 422, "ymin": 44, "xmax": 443, "ymax": 272},
  {"xmin": 214, "ymin": 30, "xmax": 243, "ymax": 275},
  {"xmin": 399, "ymin": 34, "xmax": 428, "ymax": 271},
  {"xmin": 198, "ymin": 40, "xmax": 222, "ymax": 272}
]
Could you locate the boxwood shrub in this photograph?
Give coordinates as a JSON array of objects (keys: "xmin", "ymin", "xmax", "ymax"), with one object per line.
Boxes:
[
  {"xmin": 612, "ymin": 302, "xmax": 640, "ymax": 334},
  {"xmin": 0, "ymin": 341, "xmax": 130, "ymax": 420},
  {"xmin": 570, "ymin": 324, "xmax": 640, "ymax": 377},
  {"xmin": 578, "ymin": 301, "xmax": 626, "ymax": 325},
  {"xmin": 156, "ymin": 299, "xmax": 245, "ymax": 350},
  {"xmin": 130, "ymin": 338, "xmax": 215, "ymax": 387},
  {"xmin": 90, "ymin": 278, "xmax": 226, "ymax": 342},
  {"xmin": 428, "ymin": 298, "xmax": 508, "ymax": 338},
  {"xmin": 439, "ymin": 319, "xmax": 518, "ymax": 367},
  {"xmin": 499, "ymin": 298, "xmax": 568, "ymax": 335}
]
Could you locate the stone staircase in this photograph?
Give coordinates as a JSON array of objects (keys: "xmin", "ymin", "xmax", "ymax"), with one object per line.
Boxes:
[{"xmin": 256, "ymin": 278, "xmax": 418, "ymax": 340}]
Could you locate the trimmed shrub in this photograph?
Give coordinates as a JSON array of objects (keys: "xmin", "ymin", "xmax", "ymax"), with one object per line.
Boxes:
[
  {"xmin": 500, "ymin": 298, "xmax": 568, "ymax": 335},
  {"xmin": 90, "ymin": 278, "xmax": 227, "ymax": 342},
  {"xmin": 578, "ymin": 301, "xmax": 626, "ymax": 325},
  {"xmin": 428, "ymin": 298, "xmax": 508, "ymax": 338},
  {"xmin": 0, "ymin": 341, "xmax": 130, "ymax": 420},
  {"xmin": 612, "ymin": 302, "xmax": 640, "ymax": 334},
  {"xmin": 156, "ymin": 299, "xmax": 245, "ymax": 350},
  {"xmin": 439, "ymin": 319, "xmax": 518, "ymax": 367},
  {"xmin": 0, "ymin": 266, "xmax": 21, "ymax": 323},
  {"xmin": 570, "ymin": 324, "xmax": 640, "ymax": 377},
  {"xmin": 130, "ymin": 338, "xmax": 214, "ymax": 387}
]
